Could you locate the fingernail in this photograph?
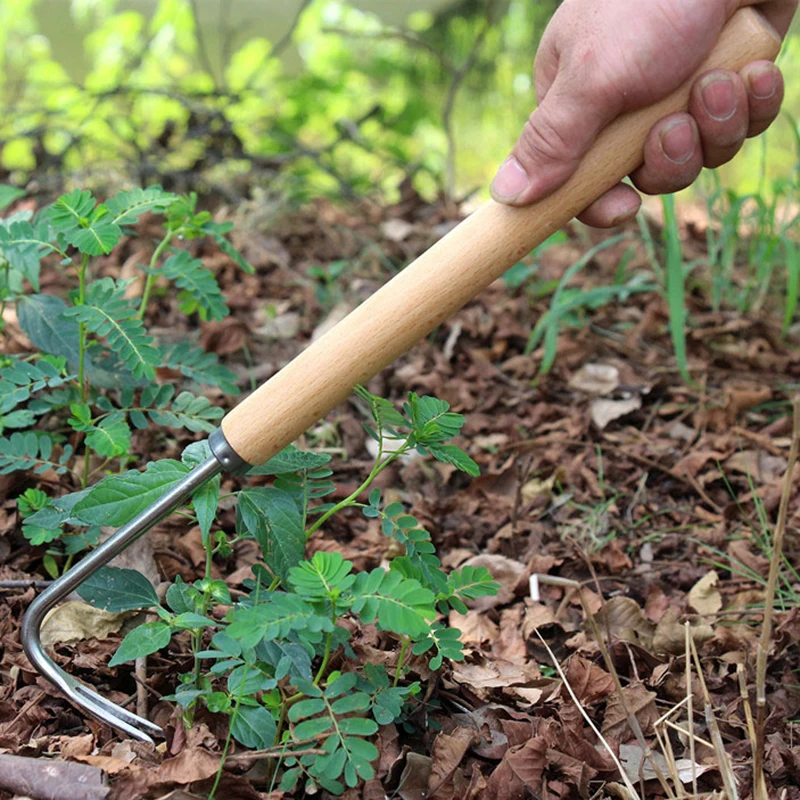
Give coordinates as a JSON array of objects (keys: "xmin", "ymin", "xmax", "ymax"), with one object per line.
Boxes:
[
  {"xmin": 747, "ymin": 64, "xmax": 778, "ymax": 100},
  {"xmin": 700, "ymin": 74, "xmax": 737, "ymax": 121},
  {"xmin": 491, "ymin": 156, "xmax": 530, "ymax": 202},
  {"xmin": 660, "ymin": 120, "xmax": 695, "ymax": 164}
]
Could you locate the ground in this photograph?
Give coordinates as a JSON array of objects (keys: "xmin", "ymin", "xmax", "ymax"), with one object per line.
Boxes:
[{"xmin": 1, "ymin": 191, "xmax": 799, "ymax": 800}]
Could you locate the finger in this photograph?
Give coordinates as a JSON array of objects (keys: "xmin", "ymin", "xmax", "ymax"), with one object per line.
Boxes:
[
  {"xmin": 740, "ymin": 60, "xmax": 784, "ymax": 137},
  {"xmin": 739, "ymin": 1, "xmax": 799, "ymax": 37},
  {"xmin": 491, "ymin": 72, "xmax": 620, "ymax": 206},
  {"xmin": 630, "ymin": 114, "xmax": 704, "ymax": 195},
  {"xmin": 577, "ymin": 183, "xmax": 642, "ymax": 229},
  {"xmin": 688, "ymin": 70, "xmax": 750, "ymax": 168}
]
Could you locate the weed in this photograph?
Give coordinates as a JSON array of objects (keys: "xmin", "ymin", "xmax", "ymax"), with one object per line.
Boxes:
[
  {"xmin": 63, "ymin": 385, "xmax": 498, "ymax": 795},
  {"xmin": 0, "ymin": 185, "xmax": 248, "ymax": 573}
]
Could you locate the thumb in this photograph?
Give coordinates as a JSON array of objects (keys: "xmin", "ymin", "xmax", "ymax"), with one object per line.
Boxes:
[{"xmin": 491, "ymin": 73, "xmax": 618, "ymax": 206}]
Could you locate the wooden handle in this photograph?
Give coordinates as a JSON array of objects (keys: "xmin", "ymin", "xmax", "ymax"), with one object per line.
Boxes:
[{"xmin": 222, "ymin": 8, "xmax": 781, "ymax": 466}]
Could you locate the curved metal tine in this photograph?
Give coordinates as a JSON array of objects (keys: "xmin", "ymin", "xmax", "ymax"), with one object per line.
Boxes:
[{"xmin": 21, "ymin": 453, "xmax": 226, "ymax": 741}]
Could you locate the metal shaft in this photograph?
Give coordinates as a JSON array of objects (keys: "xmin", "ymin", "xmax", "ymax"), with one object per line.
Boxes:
[{"xmin": 21, "ymin": 429, "xmax": 249, "ymax": 741}]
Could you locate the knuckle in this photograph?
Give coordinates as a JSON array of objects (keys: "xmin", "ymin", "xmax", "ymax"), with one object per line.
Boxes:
[{"xmin": 517, "ymin": 111, "xmax": 576, "ymax": 168}]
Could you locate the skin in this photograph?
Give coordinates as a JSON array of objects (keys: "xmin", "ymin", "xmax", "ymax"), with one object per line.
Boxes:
[{"xmin": 490, "ymin": 0, "xmax": 798, "ymax": 227}]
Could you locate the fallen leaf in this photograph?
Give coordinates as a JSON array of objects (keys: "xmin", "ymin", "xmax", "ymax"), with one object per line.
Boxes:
[
  {"xmin": 40, "ymin": 602, "xmax": 133, "ymax": 647},
  {"xmin": 602, "ymin": 684, "xmax": 658, "ymax": 741},
  {"xmin": 461, "ymin": 554, "xmax": 525, "ymax": 611},
  {"xmin": 449, "ymin": 609, "xmax": 499, "ymax": 646},
  {"xmin": 569, "ymin": 363, "xmax": 620, "ymax": 396},
  {"xmin": 619, "ymin": 743, "xmax": 714, "ymax": 784},
  {"xmin": 725, "ymin": 449, "xmax": 787, "ymax": 484},
  {"xmin": 688, "ymin": 571, "xmax": 722, "ymax": 616},
  {"xmin": 398, "ymin": 753, "xmax": 432, "ymax": 800},
  {"xmin": 591, "ymin": 396, "xmax": 642, "ymax": 430},
  {"xmin": 429, "ymin": 727, "xmax": 474, "ymax": 791},
  {"xmin": 591, "ymin": 597, "xmax": 655, "ymax": 649},
  {"xmin": 652, "ymin": 608, "xmax": 715, "ymax": 656}
]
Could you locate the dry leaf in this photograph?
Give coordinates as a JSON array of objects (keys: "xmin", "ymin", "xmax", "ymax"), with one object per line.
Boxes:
[
  {"xmin": 449, "ymin": 609, "xmax": 498, "ymax": 646},
  {"xmin": 725, "ymin": 449, "xmax": 787, "ymax": 484},
  {"xmin": 619, "ymin": 744, "xmax": 714, "ymax": 784},
  {"xmin": 602, "ymin": 684, "xmax": 658, "ymax": 740},
  {"xmin": 652, "ymin": 608, "xmax": 714, "ymax": 656},
  {"xmin": 40, "ymin": 602, "xmax": 133, "ymax": 647},
  {"xmin": 591, "ymin": 396, "xmax": 641, "ymax": 430},
  {"xmin": 398, "ymin": 753, "xmax": 433, "ymax": 800},
  {"xmin": 688, "ymin": 571, "xmax": 723, "ymax": 616},
  {"xmin": 569, "ymin": 363, "xmax": 620, "ymax": 396},
  {"xmin": 591, "ymin": 597, "xmax": 655, "ymax": 649}
]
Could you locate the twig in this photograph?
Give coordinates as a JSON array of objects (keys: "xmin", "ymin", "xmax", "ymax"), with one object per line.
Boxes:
[
  {"xmin": 685, "ymin": 622, "xmax": 698, "ymax": 798},
  {"xmin": 534, "ymin": 630, "xmax": 641, "ymax": 800},
  {"xmin": 225, "ymin": 746, "xmax": 326, "ymax": 764},
  {"xmin": 0, "ymin": 579, "xmax": 52, "ymax": 591},
  {"xmin": 135, "ymin": 657, "xmax": 148, "ymax": 720},
  {"xmin": 753, "ymin": 395, "xmax": 800, "ymax": 799}
]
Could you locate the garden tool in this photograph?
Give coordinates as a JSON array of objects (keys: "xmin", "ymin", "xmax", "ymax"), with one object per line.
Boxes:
[{"xmin": 21, "ymin": 9, "xmax": 781, "ymax": 742}]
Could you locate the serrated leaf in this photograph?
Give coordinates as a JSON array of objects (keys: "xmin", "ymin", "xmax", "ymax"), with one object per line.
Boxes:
[
  {"xmin": 237, "ymin": 487, "xmax": 306, "ymax": 581},
  {"xmin": 64, "ymin": 278, "xmax": 160, "ymax": 380},
  {"xmin": 73, "ymin": 460, "xmax": 190, "ymax": 527},
  {"xmin": 109, "ymin": 620, "xmax": 171, "ymax": 666},
  {"xmin": 192, "ymin": 474, "xmax": 219, "ymax": 544},
  {"xmin": 78, "ymin": 566, "xmax": 160, "ymax": 612},
  {"xmin": 161, "ymin": 250, "xmax": 228, "ymax": 321},
  {"xmin": 231, "ymin": 704, "xmax": 277, "ymax": 749}
]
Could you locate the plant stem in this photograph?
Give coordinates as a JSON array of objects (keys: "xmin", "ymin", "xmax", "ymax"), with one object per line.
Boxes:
[
  {"xmin": 305, "ymin": 445, "xmax": 406, "ymax": 536},
  {"xmin": 394, "ymin": 636, "xmax": 410, "ymax": 687},
  {"xmin": 76, "ymin": 254, "xmax": 89, "ymax": 404},
  {"xmin": 313, "ymin": 631, "xmax": 333, "ymax": 686},
  {"xmin": 137, "ymin": 232, "xmax": 173, "ymax": 320}
]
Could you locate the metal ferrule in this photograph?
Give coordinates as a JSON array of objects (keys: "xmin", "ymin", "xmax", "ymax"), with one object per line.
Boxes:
[{"xmin": 20, "ymin": 430, "xmax": 245, "ymax": 741}]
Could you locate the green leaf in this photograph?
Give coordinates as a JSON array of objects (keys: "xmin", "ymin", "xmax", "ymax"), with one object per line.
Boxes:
[
  {"xmin": 0, "ymin": 431, "xmax": 71, "ymax": 475},
  {"xmin": 337, "ymin": 717, "xmax": 378, "ymax": 736},
  {"xmin": 288, "ymin": 552, "xmax": 355, "ymax": 600},
  {"xmin": 231, "ymin": 704, "xmax": 277, "ymax": 749},
  {"xmin": 350, "ymin": 568, "xmax": 435, "ymax": 638},
  {"xmin": 141, "ymin": 386, "xmax": 223, "ymax": 434},
  {"xmin": 73, "ymin": 460, "xmax": 190, "ymax": 527},
  {"xmin": 293, "ymin": 717, "xmax": 333, "ymax": 740},
  {"xmin": 237, "ymin": 487, "xmax": 306, "ymax": 581},
  {"xmin": 427, "ymin": 444, "xmax": 479, "ymax": 477},
  {"xmin": 0, "ymin": 185, "xmax": 25, "ymax": 211},
  {"xmin": 64, "ymin": 216, "xmax": 122, "ymax": 256},
  {"xmin": 85, "ymin": 412, "xmax": 131, "ymax": 458},
  {"xmin": 17, "ymin": 295, "xmax": 81, "ymax": 365},
  {"xmin": 63, "ymin": 278, "xmax": 160, "ymax": 380},
  {"xmin": 330, "ymin": 692, "xmax": 370, "ymax": 715},
  {"xmin": 663, "ymin": 195, "xmax": 692, "ymax": 385},
  {"xmin": 105, "ymin": 186, "xmax": 177, "ymax": 226},
  {"xmin": 0, "ymin": 219, "xmax": 54, "ymax": 290},
  {"xmin": 159, "ymin": 342, "xmax": 239, "ymax": 395},
  {"xmin": 192, "ymin": 474, "xmax": 220, "ymax": 544},
  {"xmin": 77, "ymin": 566, "xmax": 160, "ymax": 612},
  {"xmin": 289, "ymin": 698, "xmax": 327, "ymax": 721},
  {"xmin": 226, "ymin": 593, "xmax": 333, "ymax": 649},
  {"xmin": 171, "ymin": 612, "xmax": 216, "ymax": 629},
  {"xmin": 109, "ymin": 621, "xmax": 171, "ymax": 666},
  {"xmin": 161, "ymin": 250, "xmax": 228, "ymax": 321},
  {"xmin": 249, "ymin": 445, "xmax": 332, "ymax": 476},
  {"xmin": 49, "ymin": 189, "xmax": 96, "ymax": 233}
]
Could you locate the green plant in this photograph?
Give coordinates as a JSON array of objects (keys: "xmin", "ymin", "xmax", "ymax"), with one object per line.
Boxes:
[
  {"xmin": 524, "ymin": 235, "xmax": 655, "ymax": 375},
  {"xmin": 65, "ymin": 386, "xmax": 496, "ymax": 795},
  {"xmin": 0, "ymin": 184, "xmax": 248, "ymax": 573}
]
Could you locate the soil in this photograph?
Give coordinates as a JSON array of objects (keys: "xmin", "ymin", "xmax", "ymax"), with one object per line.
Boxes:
[{"xmin": 1, "ymin": 191, "xmax": 799, "ymax": 800}]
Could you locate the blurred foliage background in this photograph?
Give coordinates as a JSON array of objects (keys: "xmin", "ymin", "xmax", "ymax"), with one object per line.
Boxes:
[{"xmin": 0, "ymin": 0, "xmax": 798, "ymax": 204}]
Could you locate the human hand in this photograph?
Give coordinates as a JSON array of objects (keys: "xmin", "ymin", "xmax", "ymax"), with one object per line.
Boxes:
[{"xmin": 490, "ymin": 0, "xmax": 798, "ymax": 227}]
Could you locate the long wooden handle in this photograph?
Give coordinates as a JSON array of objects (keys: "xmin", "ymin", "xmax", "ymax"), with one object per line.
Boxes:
[{"xmin": 222, "ymin": 8, "xmax": 780, "ymax": 466}]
